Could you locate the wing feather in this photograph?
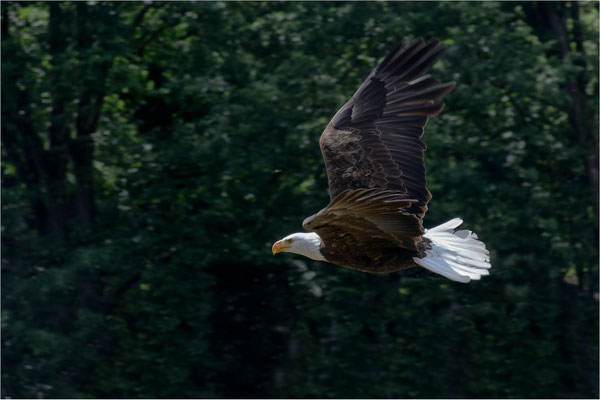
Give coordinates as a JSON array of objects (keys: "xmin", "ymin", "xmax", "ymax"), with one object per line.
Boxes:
[
  {"xmin": 303, "ymin": 189, "xmax": 423, "ymax": 252},
  {"xmin": 319, "ymin": 38, "xmax": 455, "ymax": 218}
]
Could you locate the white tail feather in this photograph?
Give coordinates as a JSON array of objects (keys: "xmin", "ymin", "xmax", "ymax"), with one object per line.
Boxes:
[{"xmin": 413, "ymin": 218, "xmax": 492, "ymax": 283}]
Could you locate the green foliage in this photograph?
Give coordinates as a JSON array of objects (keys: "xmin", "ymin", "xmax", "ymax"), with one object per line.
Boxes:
[{"xmin": 2, "ymin": 1, "xmax": 598, "ymax": 398}]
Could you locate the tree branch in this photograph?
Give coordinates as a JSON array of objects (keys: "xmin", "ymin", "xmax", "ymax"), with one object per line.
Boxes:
[
  {"xmin": 136, "ymin": 22, "xmax": 170, "ymax": 57},
  {"xmin": 133, "ymin": 3, "xmax": 152, "ymax": 27}
]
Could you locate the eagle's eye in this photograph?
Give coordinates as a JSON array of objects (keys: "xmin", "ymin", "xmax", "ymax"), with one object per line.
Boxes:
[{"xmin": 287, "ymin": 239, "xmax": 294, "ymax": 244}]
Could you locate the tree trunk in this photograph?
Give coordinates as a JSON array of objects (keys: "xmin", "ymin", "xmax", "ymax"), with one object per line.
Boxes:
[
  {"xmin": 537, "ymin": 2, "xmax": 599, "ymax": 215},
  {"xmin": 46, "ymin": 3, "xmax": 71, "ymax": 237},
  {"xmin": 69, "ymin": 3, "xmax": 107, "ymax": 225}
]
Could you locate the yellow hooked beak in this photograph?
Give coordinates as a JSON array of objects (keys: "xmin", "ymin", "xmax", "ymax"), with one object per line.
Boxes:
[{"xmin": 272, "ymin": 240, "xmax": 291, "ymax": 255}]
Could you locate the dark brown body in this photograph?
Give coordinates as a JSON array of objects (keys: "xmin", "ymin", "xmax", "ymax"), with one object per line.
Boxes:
[
  {"xmin": 302, "ymin": 188, "xmax": 432, "ymax": 274},
  {"xmin": 320, "ymin": 236, "xmax": 432, "ymax": 274}
]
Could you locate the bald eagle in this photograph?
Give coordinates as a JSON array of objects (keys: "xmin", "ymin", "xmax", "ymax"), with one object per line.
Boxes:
[{"xmin": 272, "ymin": 38, "xmax": 491, "ymax": 283}]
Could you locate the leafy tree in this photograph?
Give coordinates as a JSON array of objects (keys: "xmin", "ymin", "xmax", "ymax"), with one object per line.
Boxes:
[{"xmin": 2, "ymin": 2, "xmax": 598, "ymax": 398}]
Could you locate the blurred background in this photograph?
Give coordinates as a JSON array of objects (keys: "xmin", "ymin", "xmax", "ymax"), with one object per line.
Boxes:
[{"xmin": 2, "ymin": 1, "xmax": 598, "ymax": 398}]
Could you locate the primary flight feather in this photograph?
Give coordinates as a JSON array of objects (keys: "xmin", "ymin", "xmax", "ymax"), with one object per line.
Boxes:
[{"xmin": 272, "ymin": 38, "xmax": 491, "ymax": 282}]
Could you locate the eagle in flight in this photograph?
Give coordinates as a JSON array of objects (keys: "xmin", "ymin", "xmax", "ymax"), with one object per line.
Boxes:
[{"xmin": 272, "ymin": 38, "xmax": 491, "ymax": 282}]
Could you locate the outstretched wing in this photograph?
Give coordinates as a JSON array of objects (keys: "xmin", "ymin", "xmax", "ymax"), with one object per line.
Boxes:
[
  {"xmin": 302, "ymin": 189, "xmax": 423, "ymax": 252},
  {"xmin": 319, "ymin": 38, "xmax": 455, "ymax": 217}
]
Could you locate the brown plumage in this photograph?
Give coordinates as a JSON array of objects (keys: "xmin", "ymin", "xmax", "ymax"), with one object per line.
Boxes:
[
  {"xmin": 302, "ymin": 189, "xmax": 431, "ymax": 273},
  {"xmin": 273, "ymin": 38, "xmax": 492, "ymax": 282}
]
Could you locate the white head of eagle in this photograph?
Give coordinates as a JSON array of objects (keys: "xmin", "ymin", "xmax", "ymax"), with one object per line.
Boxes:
[{"xmin": 272, "ymin": 232, "xmax": 326, "ymax": 261}]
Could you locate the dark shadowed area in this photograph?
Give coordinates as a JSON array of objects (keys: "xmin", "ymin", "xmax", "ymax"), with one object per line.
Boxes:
[{"xmin": 2, "ymin": 2, "xmax": 598, "ymax": 398}]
